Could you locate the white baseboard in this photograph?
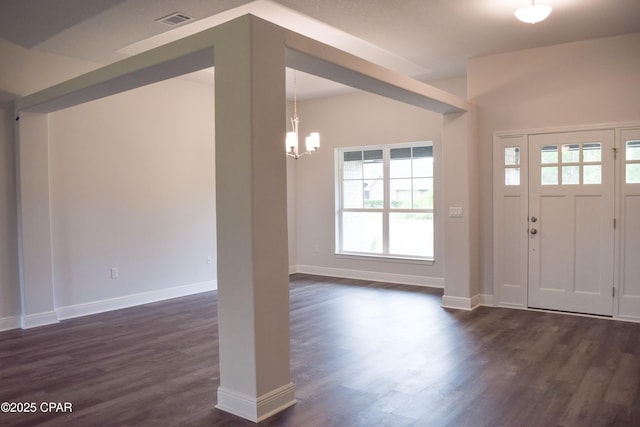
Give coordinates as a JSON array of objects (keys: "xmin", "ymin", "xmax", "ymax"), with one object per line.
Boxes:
[
  {"xmin": 22, "ymin": 311, "xmax": 59, "ymax": 329},
  {"xmin": 441, "ymin": 295, "xmax": 473, "ymax": 310},
  {"xmin": 0, "ymin": 315, "xmax": 21, "ymax": 332},
  {"xmin": 56, "ymin": 280, "xmax": 217, "ymax": 321},
  {"xmin": 216, "ymin": 383, "xmax": 296, "ymax": 422},
  {"xmin": 442, "ymin": 293, "xmax": 494, "ymax": 311},
  {"xmin": 292, "ymin": 265, "xmax": 444, "ymax": 288}
]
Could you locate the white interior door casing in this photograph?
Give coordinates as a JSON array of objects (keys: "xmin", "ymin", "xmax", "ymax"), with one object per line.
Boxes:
[
  {"xmin": 618, "ymin": 128, "xmax": 640, "ymax": 320},
  {"xmin": 528, "ymin": 130, "xmax": 615, "ymax": 316}
]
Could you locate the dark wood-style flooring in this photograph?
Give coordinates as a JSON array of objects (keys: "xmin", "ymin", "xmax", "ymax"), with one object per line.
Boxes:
[{"xmin": 1, "ymin": 274, "xmax": 639, "ymax": 426}]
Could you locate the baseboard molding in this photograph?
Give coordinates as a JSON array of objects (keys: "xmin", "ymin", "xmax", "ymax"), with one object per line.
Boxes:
[
  {"xmin": 216, "ymin": 382, "xmax": 296, "ymax": 422},
  {"xmin": 56, "ymin": 280, "xmax": 217, "ymax": 321},
  {"xmin": 22, "ymin": 311, "xmax": 59, "ymax": 329},
  {"xmin": 474, "ymin": 294, "xmax": 494, "ymax": 308},
  {"xmin": 292, "ymin": 264, "xmax": 444, "ymax": 288},
  {"xmin": 0, "ymin": 315, "xmax": 21, "ymax": 332},
  {"xmin": 441, "ymin": 295, "xmax": 474, "ymax": 310}
]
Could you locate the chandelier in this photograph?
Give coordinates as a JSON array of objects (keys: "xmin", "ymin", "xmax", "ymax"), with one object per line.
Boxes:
[{"xmin": 286, "ymin": 71, "xmax": 320, "ymax": 159}]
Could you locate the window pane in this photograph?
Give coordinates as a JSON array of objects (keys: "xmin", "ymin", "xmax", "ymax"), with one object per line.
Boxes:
[
  {"xmin": 412, "ymin": 157, "xmax": 433, "ymax": 177},
  {"xmin": 390, "ymin": 147, "xmax": 411, "ymax": 159},
  {"xmin": 344, "ymin": 151, "xmax": 362, "ymax": 161},
  {"xmin": 390, "ymin": 178, "xmax": 412, "ymax": 209},
  {"xmin": 627, "ymin": 164, "xmax": 640, "ymax": 184},
  {"xmin": 363, "ymin": 159, "xmax": 383, "ymax": 179},
  {"xmin": 541, "ymin": 145, "xmax": 558, "ymax": 164},
  {"xmin": 562, "ymin": 165, "xmax": 580, "ymax": 185},
  {"xmin": 413, "ymin": 178, "xmax": 433, "ymax": 209},
  {"xmin": 583, "ymin": 165, "xmax": 601, "ymax": 185},
  {"xmin": 541, "ymin": 166, "xmax": 558, "ymax": 185},
  {"xmin": 342, "ymin": 212, "xmax": 383, "ymax": 253},
  {"xmin": 505, "ymin": 147, "xmax": 520, "ymax": 166},
  {"xmin": 561, "ymin": 144, "xmax": 580, "ymax": 163},
  {"xmin": 363, "ymin": 179, "xmax": 384, "ymax": 208},
  {"xmin": 583, "ymin": 143, "xmax": 601, "ymax": 163},
  {"xmin": 343, "ymin": 180, "xmax": 363, "ymax": 208},
  {"xmin": 505, "ymin": 167, "xmax": 520, "ymax": 186},
  {"xmin": 364, "ymin": 149, "xmax": 383, "ymax": 161},
  {"xmin": 390, "ymin": 158, "xmax": 411, "ymax": 178},
  {"xmin": 412, "ymin": 146, "xmax": 432, "ymax": 158},
  {"xmin": 389, "ymin": 213, "xmax": 433, "ymax": 258},
  {"xmin": 343, "ymin": 151, "xmax": 363, "ymax": 179},
  {"xmin": 627, "ymin": 141, "xmax": 640, "ymax": 161}
]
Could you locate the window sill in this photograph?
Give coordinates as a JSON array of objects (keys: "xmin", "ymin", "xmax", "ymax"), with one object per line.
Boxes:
[{"xmin": 335, "ymin": 252, "xmax": 435, "ymax": 266}]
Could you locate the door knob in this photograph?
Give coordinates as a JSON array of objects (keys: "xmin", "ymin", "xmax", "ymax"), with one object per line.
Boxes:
[{"xmin": 530, "ymin": 228, "xmax": 538, "ymax": 235}]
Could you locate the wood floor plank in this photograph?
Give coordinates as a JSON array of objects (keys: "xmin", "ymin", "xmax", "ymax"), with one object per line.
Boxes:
[{"xmin": 1, "ymin": 274, "xmax": 639, "ymax": 426}]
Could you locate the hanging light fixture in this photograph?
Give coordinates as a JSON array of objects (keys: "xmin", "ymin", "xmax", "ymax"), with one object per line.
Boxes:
[
  {"xmin": 515, "ymin": 0, "xmax": 552, "ymax": 24},
  {"xmin": 286, "ymin": 71, "xmax": 320, "ymax": 159}
]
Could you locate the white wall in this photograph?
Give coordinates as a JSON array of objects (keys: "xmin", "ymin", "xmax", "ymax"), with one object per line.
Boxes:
[
  {"xmin": 291, "ymin": 90, "xmax": 445, "ymax": 285},
  {"xmin": 0, "ymin": 38, "xmax": 217, "ymax": 326},
  {"xmin": 0, "ymin": 39, "xmax": 99, "ymax": 326},
  {"xmin": 468, "ymin": 32, "xmax": 640, "ymax": 295},
  {"xmin": 49, "ymin": 78, "xmax": 216, "ymax": 307},
  {"xmin": 0, "ymin": 103, "xmax": 20, "ymax": 323}
]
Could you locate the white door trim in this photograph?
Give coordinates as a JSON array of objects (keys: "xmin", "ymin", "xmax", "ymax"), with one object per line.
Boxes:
[{"xmin": 493, "ymin": 121, "xmax": 640, "ymax": 322}]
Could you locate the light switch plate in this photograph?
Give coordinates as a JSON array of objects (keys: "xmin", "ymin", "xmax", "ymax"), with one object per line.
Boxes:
[{"xmin": 449, "ymin": 207, "xmax": 463, "ymax": 218}]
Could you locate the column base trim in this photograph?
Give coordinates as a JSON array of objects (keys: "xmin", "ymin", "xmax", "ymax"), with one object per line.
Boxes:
[
  {"xmin": 22, "ymin": 311, "xmax": 59, "ymax": 329},
  {"xmin": 216, "ymin": 382, "xmax": 296, "ymax": 422}
]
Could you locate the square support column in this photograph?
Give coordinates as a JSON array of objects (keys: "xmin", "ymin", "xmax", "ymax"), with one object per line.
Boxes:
[
  {"xmin": 441, "ymin": 107, "xmax": 481, "ymax": 309},
  {"xmin": 15, "ymin": 111, "xmax": 58, "ymax": 328},
  {"xmin": 213, "ymin": 16, "xmax": 295, "ymax": 422}
]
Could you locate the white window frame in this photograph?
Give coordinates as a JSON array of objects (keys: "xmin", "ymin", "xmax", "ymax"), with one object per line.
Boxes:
[{"xmin": 335, "ymin": 141, "xmax": 435, "ymax": 262}]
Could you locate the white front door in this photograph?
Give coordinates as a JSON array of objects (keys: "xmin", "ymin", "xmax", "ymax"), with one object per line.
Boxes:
[{"xmin": 528, "ymin": 130, "xmax": 615, "ymax": 316}]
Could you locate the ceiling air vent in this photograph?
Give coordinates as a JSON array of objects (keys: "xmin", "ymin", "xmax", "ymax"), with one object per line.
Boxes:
[{"xmin": 156, "ymin": 12, "xmax": 194, "ymax": 27}]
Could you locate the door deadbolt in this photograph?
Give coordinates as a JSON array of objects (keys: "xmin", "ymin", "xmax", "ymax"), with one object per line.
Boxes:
[{"xmin": 531, "ymin": 216, "xmax": 537, "ymax": 223}]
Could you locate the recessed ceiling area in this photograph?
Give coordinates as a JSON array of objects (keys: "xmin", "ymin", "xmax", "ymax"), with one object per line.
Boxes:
[{"xmin": 1, "ymin": 0, "xmax": 639, "ymax": 98}]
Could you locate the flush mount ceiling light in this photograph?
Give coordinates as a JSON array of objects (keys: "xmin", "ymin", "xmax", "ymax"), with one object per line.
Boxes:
[{"xmin": 515, "ymin": 0, "xmax": 552, "ymax": 24}]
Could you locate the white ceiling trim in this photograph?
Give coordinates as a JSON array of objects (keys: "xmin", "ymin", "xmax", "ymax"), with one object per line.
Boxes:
[{"xmin": 117, "ymin": 0, "xmax": 430, "ymax": 78}]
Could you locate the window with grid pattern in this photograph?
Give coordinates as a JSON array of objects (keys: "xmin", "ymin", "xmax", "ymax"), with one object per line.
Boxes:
[{"xmin": 336, "ymin": 143, "xmax": 434, "ymax": 259}]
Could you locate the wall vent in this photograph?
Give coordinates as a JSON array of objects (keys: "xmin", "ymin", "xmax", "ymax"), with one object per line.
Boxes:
[{"xmin": 156, "ymin": 12, "xmax": 194, "ymax": 27}]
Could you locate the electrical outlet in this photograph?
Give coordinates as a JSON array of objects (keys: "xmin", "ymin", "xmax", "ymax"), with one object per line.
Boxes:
[
  {"xmin": 206, "ymin": 256, "xmax": 213, "ymax": 264},
  {"xmin": 110, "ymin": 267, "xmax": 119, "ymax": 279}
]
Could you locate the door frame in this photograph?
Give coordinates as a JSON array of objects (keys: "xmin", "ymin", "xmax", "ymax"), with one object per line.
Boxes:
[{"xmin": 493, "ymin": 121, "xmax": 640, "ymax": 321}]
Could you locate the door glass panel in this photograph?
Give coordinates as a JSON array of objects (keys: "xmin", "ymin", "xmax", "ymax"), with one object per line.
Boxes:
[
  {"xmin": 541, "ymin": 166, "xmax": 558, "ymax": 185},
  {"xmin": 561, "ymin": 144, "xmax": 580, "ymax": 163},
  {"xmin": 583, "ymin": 143, "xmax": 601, "ymax": 162},
  {"xmin": 562, "ymin": 165, "xmax": 580, "ymax": 185},
  {"xmin": 505, "ymin": 167, "xmax": 520, "ymax": 186},
  {"xmin": 627, "ymin": 141, "xmax": 640, "ymax": 161},
  {"xmin": 627, "ymin": 164, "xmax": 640, "ymax": 184},
  {"xmin": 541, "ymin": 145, "xmax": 558, "ymax": 164},
  {"xmin": 583, "ymin": 165, "xmax": 602, "ymax": 184},
  {"xmin": 505, "ymin": 147, "xmax": 520, "ymax": 165}
]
